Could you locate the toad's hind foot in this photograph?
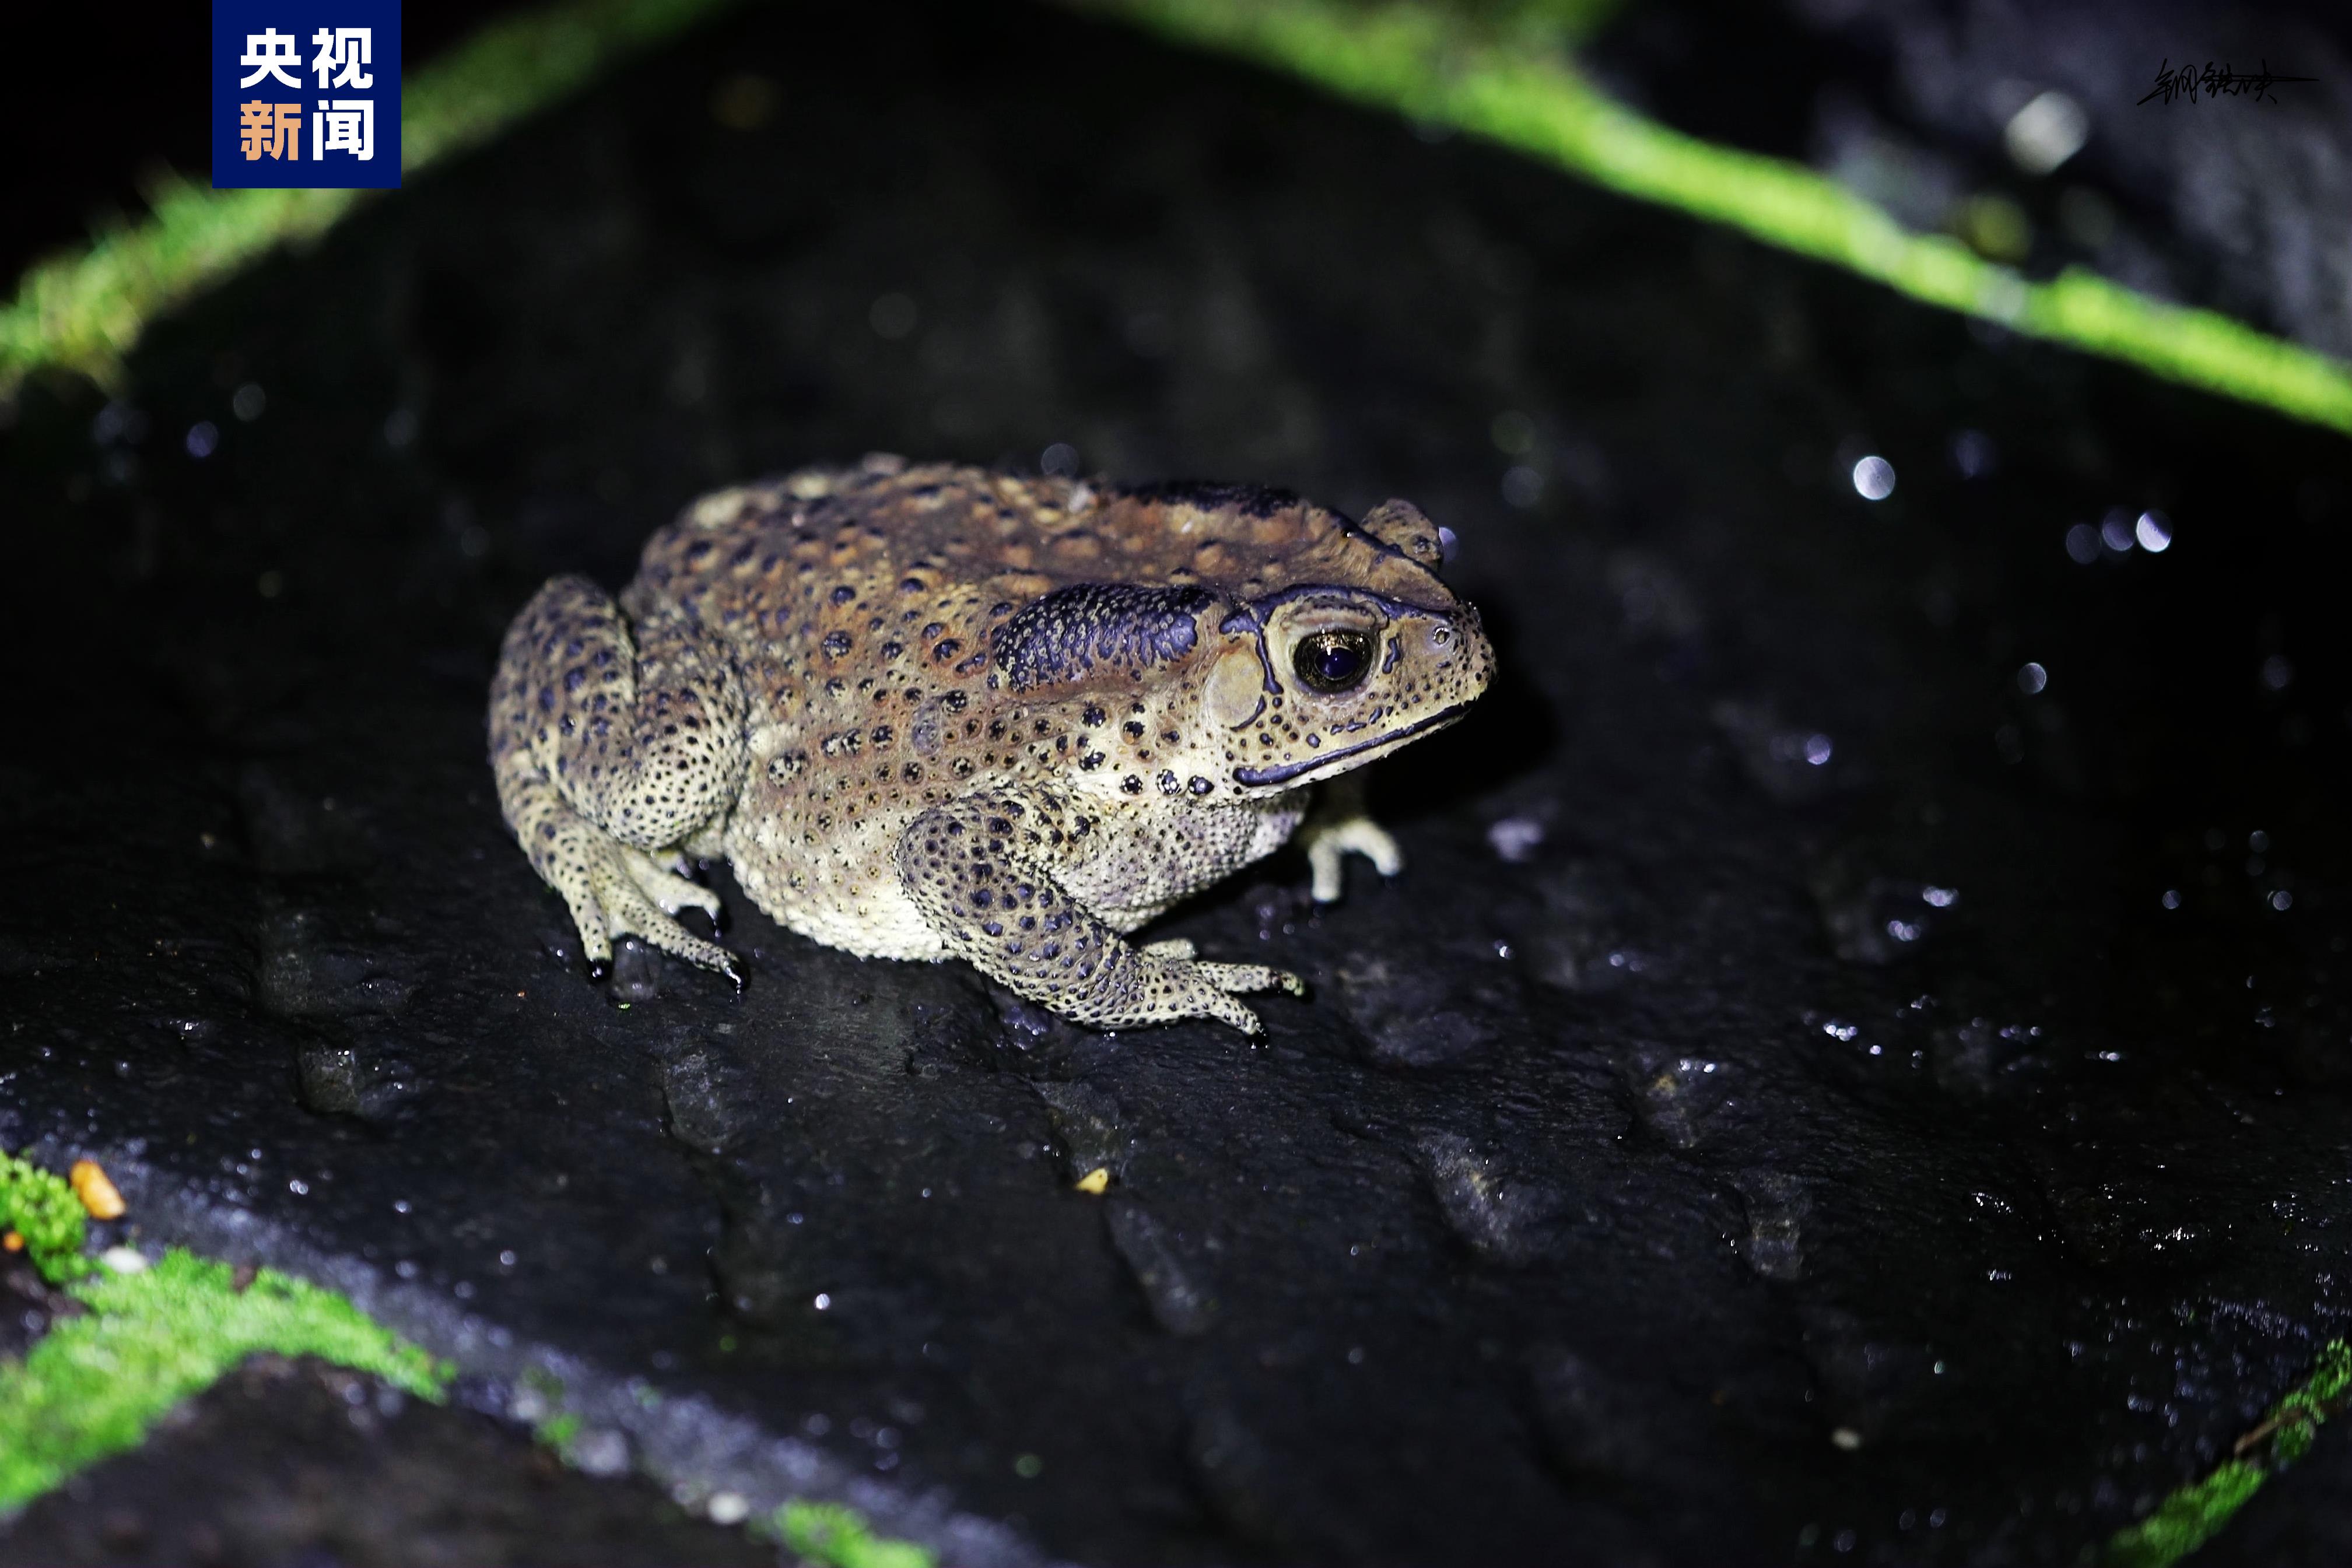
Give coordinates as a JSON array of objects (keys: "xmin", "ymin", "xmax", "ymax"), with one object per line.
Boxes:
[
  {"xmin": 590, "ymin": 845, "xmax": 738, "ymax": 984},
  {"xmin": 514, "ymin": 778, "xmax": 739, "ymax": 987}
]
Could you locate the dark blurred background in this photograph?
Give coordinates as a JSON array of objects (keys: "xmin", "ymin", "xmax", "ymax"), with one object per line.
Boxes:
[{"xmin": 16, "ymin": 1, "xmax": 2352, "ymax": 364}]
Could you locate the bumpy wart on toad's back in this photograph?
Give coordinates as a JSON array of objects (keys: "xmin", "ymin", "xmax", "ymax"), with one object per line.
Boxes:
[{"xmin": 488, "ymin": 456, "xmax": 1494, "ymax": 1033}]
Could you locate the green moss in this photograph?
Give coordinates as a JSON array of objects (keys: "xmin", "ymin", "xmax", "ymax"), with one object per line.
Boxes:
[
  {"xmin": 755, "ymin": 1500, "xmax": 937, "ymax": 1568},
  {"xmin": 1076, "ymin": 0, "xmax": 2352, "ymax": 437},
  {"xmin": 0, "ymin": 0, "xmax": 739, "ymax": 396},
  {"xmin": 0, "ymin": 1250, "xmax": 447, "ymax": 1509},
  {"xmin": 2105, "ymin": 1461, "xmax": 2265, "ymax": 1568},
  {"xmin": 537, "ymin": 1411, "xmax": 586, "ymax": 1452},
  {"xmin": 0, "ymin": 1152, "xmax": 93, "ymax": 1283},
  {"xmin": 2105, "ymin": 1339, "xmax": 2352, "ymax": 1568}
]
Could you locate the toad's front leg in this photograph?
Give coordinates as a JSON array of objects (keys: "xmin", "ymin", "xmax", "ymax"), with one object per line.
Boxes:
[
  {"xmin": 489, "ymin": 575, "xmax": 748, "ymax": 983},
  {"xmin": 896, "ymin": 795, "xmax": 1302, "ymax": 1034},
  {"xmin": 1298, "ymin": 770, "xmax": 1404, "ymax": 904}
]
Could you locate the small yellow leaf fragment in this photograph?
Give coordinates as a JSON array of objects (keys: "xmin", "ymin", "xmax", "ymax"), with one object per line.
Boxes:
[
  {"xmin": 70, "ymin": 1160, "xmax": 127, "ymax": 1220},
  {"xmin": 1074, "ymin": 1167, "xmax": 1110, "ymax": 1195},
  {"xmin": 2, "ymin": 1230, "xmax": 22, "ymax": 1252}
]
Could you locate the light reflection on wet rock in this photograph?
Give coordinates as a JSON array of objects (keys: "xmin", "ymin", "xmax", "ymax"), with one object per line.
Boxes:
[
  {"xmin": 1620, "ymin": 1047, "xmax": 1730, "ymax": 1152},
  {"xmin": 2038, "ymin": 1171, "xmax": 2233, "ymax": 1273},
  {"xmin": 1928, "ymin": 1016, "xmax": 2044, "ymax": 1098},
  {"xmin": 1809, "ymin": 853, "xmax": 1957, "ymax": 964},
  {"xmin": 1711, "ymin": 700, "xmax": 1843, "ymax": 805}
]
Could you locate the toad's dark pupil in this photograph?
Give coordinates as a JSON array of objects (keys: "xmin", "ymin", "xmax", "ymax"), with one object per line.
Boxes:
[{"xmin": 1294, "ymin": 630, "xmax": 1373, "ymax": 693}]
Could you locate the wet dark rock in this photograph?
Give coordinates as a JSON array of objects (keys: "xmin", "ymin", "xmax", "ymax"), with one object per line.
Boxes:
[
  {"xmin": 1102, "ymin": 1200, "xmax": 1214, "ymax": 1336},
  {"xmin": 254, "ymin": 907, "xmax": 413, "ymax": 1020},
  {"xmin": 1928, "ymin": 1016, "xmax": 2046, "ymax": 1099},
  {"xmin": 1797, "ymin": 1304, "xmax": 1948, "ymax": 1446},
  {"xmin": 1032, "ymin": 1080, "xmax": 1131, "ymax": 1183},
  {"xmin": 1333, "ymin": 953, "xmax": 1510, "ymax": 1069},
  {"xmin": 608, "ymin": 936, "xmax": 665, "ymax": 1005},
  {"xmin": 1416, "ymin": 1132, "xmax": 1561, "ymax": 1264},
  {"xmin": 1514, "ymin": 862, "xmax": 1641, "ymax": 994},
  {"xmin": 1808, "ymin": 850, "xmax": 1956, "ymax": 964},
  {"xmin": 0, "ymin": 1355, "xmax": 774, "ymax": 1567},
  {"xmin": 2038, "ymin": 1169, "xmax": 2236, "ymax": 1274},
  {"xmin": 235, "ymin": 762, "xmax": 373, "ymax": 876},
  {"xmin": 1618, "ymin": 1046, "xmax": 1730, "ymax": 1152},
  {"xmin": 293, "ymin": 1039, "xmax": 419, "ymax": 1122},
  {"xmin": 1711, "ymin": 699, "xmax": 1845, "ymax": 805},
  {"xmin": 656, "ymin": 1041, "xmax": 759, "ymax": 1156},
  {"xmin": 1730, "ymin": 1167, "xmax": 1808, "ymax": 1282},
  {"xmin": 1522, "ymin": 1346, "xmax": 1664, "ymax": 1488},
  {"xmin": 1183, "ymin": 1402, "xmax": 1339, "ymax": 1555}
]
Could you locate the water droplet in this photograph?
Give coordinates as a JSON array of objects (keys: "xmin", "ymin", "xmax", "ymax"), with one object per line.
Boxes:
[
  {"xmin": 2003, "ymin": 90, "xmax": 2088, "ymax": 176},
  {"xmin": 1040, "ymin": 441, "xmax": 1078, "ymax": 476},
  {"xmin": 2135, "ymin": 510, "xmax": 2173, "ymax": 552},
  {"xmin": 1851, "ymin": 455, "xmax": 1896, "ymax": 500},
  {"xmin": 232, "ymin": 383, "xmax": 267, "ymax": 422},
  {"xmin": 185, "ymin": 421, "xmax": 219, "ymax": 459},
  {"xmin": 2017, "ymin": 662, "xmax": 2048, "ymax": 694}
]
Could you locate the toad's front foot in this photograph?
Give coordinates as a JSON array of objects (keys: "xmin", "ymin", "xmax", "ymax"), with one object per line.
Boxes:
[{"xmin": 1301, "ymin": 813, "xmax": 1404, "ymax": 904}]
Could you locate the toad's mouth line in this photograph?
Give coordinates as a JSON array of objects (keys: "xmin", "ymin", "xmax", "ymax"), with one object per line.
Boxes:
[{"xmin": 1229, "ymin": 703, "xmax": 1473, "ymax": 787}]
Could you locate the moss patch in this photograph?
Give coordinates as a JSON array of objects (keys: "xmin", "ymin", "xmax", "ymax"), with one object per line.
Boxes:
[
  {"xmin": 2106, "ymin": 1339, "xmax": 2352, "ymax": 1568},
  {"xmin": 1077, "ymin": 0, "xmax": 2352, "ymax": 437},
  {"xmin": 0, "ymin": 1152, "xmax": 94, "ymax": 1284},
  {"xmin": 758, "ymin": 1500, "xmax": 938, "ymax": 1568},
  {"xmin": 0, "ymin": 1250, "xmax": 448, "ymax": 1510}
]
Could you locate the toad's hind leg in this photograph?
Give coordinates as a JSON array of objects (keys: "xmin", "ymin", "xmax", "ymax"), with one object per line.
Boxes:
[
  {"xmin": 898, "ymin": 798, "xmax": 1301, "ymax": 1035},
  {"xmin": 489, "ymin": 574, "xmax": 748, "ymax": 983}
]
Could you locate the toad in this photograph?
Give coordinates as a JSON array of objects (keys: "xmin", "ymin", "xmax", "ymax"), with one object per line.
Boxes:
[{"xmin": 489, "ymin": 457, "xmax": 1492, "ymax": 1033}]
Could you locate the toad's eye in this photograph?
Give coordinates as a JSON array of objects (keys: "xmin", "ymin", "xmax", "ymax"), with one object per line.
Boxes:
[{"xmin": 1292, "ymin": 630, "xmax": 1375, "ymax": 694}]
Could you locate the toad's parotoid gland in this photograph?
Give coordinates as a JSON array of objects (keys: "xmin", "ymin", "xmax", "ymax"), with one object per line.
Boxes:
[{"xmin": 490, "ymin": 457, "xmax": 1492, "ymax": 1032}]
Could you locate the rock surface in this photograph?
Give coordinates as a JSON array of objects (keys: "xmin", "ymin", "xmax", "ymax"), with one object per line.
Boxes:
[{"xmin": 5, "ymin": 1, "xmax": 2352, "ymax": 1563}]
